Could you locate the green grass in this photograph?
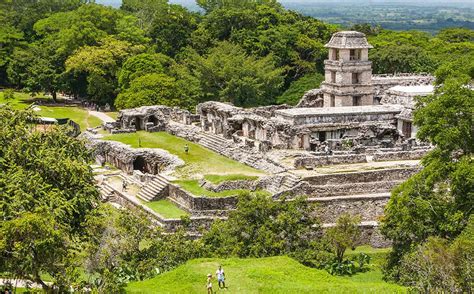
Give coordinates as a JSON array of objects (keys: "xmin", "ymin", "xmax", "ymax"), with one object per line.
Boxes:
[
  {"xmin": 126, "ymin": 255, "xmax": 406, "ymax": 293},
  {"xmin": 0, "ymin": 90, "xmax": 102, "ymax": 130},
  {"xmin": 142, "ymin": 199, "xmax": 189, "ymax": 219},
  {"xmin": 103, "ymin": 131, "xmax": 264, "ymax": 178},
  {"xmin": 204, "ymin": 174, "xmax": 259, "ymax": 184},
  {"xmin": 36, "ymin": 106, "xmax": 102, "ymax": 131},
  {"xmin": 174, "ymin": 179, "xmax": 269, "ymax": 198},
  {"xmin": 105, "ymin": 111, "xmax": 119, "ymax": 120}
]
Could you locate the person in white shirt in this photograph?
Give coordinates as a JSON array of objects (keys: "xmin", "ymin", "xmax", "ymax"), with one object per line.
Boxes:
[
  {"xmin": 216, "ymin": 265, "xmax": 226, "ymax": 289},
  {"xmin": 206, "ymin": 273, "xmax": 213, "ymax": 294}
]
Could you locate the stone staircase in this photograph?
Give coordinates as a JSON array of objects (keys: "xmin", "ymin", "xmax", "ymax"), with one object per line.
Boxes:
[
  {"xmin": 100, "ymin": 183, "xmax": 115, "ymax": 200},
  {"xmin": 199, "ymin": 132, "xmax": 286, "ymax": 173},
  {"xmin": 281, "ymin": 173, "xmax": 300, "ymax": 190},
  {"xmin": 266, "ymin": 173, "xmax": 301, "ymax": 195},
  {"xmin": 198, "ymin": 133, "xmax": 232, "ymax": 154},
  {"xmin": 136, "ymin": 175, "xmax": 169, "ymax": 202}
]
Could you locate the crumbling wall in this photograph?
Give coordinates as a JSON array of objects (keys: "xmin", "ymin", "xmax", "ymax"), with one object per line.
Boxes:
[
  {"xmin": 168, "ymin": 184, "xmax": 238, "ymax": 211},
  {"xmin": 83, "ymin": 133, "xmax": 184, "ymax": 174},
  {"xmin": 303, "ymin": 167, "xmax": 420, "ymax": 185},
  {"xmin": 294, "ymin": 154, "xmax": 367, "ymax": 168},
  {"xmin": 372, "ymin": 73, "xmax": 435, "ymax": 98}
]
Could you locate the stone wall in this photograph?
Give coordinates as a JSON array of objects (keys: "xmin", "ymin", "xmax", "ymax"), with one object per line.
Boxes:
[
  {"xmin": 314, "ymin": 197, "xmax": 388, "ymax": 223},
  {"xmin": 372, "ymin": 73, "xmax": 435, "ymax": 98},
  {"xmin": 294, "ymin": 154, "xmax": 367, "ymax": 168},
  {"xmin": 373, "ymin": 150, "xmax": 429, "ymax": 161},
  {"xmin": 302, "ymin": 167, "xmax": 420, "ymax": 185},
  {"xmin": 168, "ymin": 184, "xmax": 238, "ymax": 211},
  {"xmin": 83, "ymin": 133, "xmax": 184, "ymax": 174}
]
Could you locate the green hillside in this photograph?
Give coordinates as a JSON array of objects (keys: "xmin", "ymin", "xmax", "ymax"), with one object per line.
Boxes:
[{"xmin": 126, "ymin": 256, "xmax": 406, "ymax": 293}]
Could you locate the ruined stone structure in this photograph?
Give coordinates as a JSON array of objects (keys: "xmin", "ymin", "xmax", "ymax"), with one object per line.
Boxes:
[
  {"xmin": 92, "ymin": 30, "xmax": 438, "ymax": 247},
  {"xmin": 321, "ymin": 31, "xmax": 375, "ymax": 107}
]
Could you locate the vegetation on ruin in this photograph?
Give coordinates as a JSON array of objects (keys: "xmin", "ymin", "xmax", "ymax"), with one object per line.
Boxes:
[
  {"xmin": 103, "ymin": 131, "xmax": 262, "ymax": 176},
  {"xmin": 203, "ymin": 174, "xmax": 259, "ymax": 184},
  {"xmin": 173, "ymin": 179, "xmax": 261, "ymax": 198},
  {"xmin": 142, "ymin": 199, "xmax": 189, "ymax": 219}
]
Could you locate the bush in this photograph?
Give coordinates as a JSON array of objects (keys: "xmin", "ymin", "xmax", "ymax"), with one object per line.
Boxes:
[
  {"xmin": 3, "ymin": 89, "xmax": 15, "ymax": 101},
  {"xmin": 398, "ymin": 216, "xmax": 474, "ymax": 292},
  {"xmin": 201, "ymin": 191, "xmax": 318, "ymax": 258}
]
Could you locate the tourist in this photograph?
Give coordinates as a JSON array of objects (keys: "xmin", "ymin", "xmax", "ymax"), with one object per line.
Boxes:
[
  {"xmin": 206, "ymin": 273, "xmax": 213, "ymax": 294},
  {"xmin": 122, "ymin": 180, "xmax": 127, "ymax": 192},
  {"xmin": 184, "ymin": 144, "xmax": 189, "ymax": 154},
  {"xmin": 216, "ymin": 265, "xmax": 226, "ymax": 289}
]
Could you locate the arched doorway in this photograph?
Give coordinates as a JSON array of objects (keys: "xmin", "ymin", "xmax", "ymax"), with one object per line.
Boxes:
[{"xmin": 133, "ymin": 156, "xmax": 147, "ymax": 173}]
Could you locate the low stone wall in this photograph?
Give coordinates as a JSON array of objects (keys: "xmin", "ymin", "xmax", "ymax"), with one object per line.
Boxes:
[
  {"xmin": 275, "ymin": 180, "xmax": 400, "ymax": 199},
  {"xmin": 373, "ymin": 150, "xmax": 429, "ymax": 161},
  {"xmin": 201, "ymin": 179, "xmax": 257, "ymax": 192},
  {"xmin": 313, "ymin": 198, "xmax": 389, "ymax": 223},
  {"xmin": 294, "ymin": 154, "xmax": 367, "ymax": 168},
  {"xmin": 168, "ymin": 184, "xmax": 238, "ymax": 211},
  {"xmin": 303, "ymin": 167, "xmax": 419, "ymax": 185},
  {"xmin": 308, "ymin": 180, "xmax": 400, "ymax": 197},
  {"xmin": 108, "ymin": 185, "xmax": 217, "ymax": 233}
]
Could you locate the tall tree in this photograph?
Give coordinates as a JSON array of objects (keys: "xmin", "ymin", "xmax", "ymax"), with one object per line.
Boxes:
[
  {"xmin": 0, "ymin": 107, "xmax": 99, "ymax": 291},
  {"xmin": 381, "ymin": 74, "xmax": 474, "ymax": 280},
  {"xmin": 185, "ymin": 41, "xmax": 284, "ymax": 107}
]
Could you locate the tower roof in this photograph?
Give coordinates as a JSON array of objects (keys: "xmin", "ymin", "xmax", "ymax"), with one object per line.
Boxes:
[{"xmin": 325, "ymin": 31, "xmax": 373, "ymax": 49}]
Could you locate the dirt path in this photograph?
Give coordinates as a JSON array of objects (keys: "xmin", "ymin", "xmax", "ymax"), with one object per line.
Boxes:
[{"xmin": 88, "ymin": 110, "xmax": 115, "ymax": 123}]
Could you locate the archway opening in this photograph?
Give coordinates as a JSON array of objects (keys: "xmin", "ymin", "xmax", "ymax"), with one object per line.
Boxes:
[{"xmin": 133, "ymin": 156, "xmax": 147, "ymax": 173}]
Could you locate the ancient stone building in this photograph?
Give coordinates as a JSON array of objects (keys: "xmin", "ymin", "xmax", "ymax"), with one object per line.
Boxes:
[
  {"xmin": 321, "ymin": 31, "xmax": 375, "ymax": 107},
  {"xmin": 112, "ymin": 31, "xmax": 434, "ymax": 152}
]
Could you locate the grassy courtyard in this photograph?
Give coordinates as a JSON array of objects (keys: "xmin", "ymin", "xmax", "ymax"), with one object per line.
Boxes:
[
  {"xmin": 0, "ymin": 91, "xmax": 102, "ymax": 130},
  {"xmin": 103, "ymin": 131, "xmax": 264, "ymax": 179},
  {"xmin": 142, "ymin": 199, "xmax": 189, "ymax": 219},
  {"xmin": 126, "ymin": 254, "xmax": 405, "ymax": 293}
]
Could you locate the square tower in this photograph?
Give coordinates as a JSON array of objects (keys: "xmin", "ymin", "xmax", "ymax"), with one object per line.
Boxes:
[{"xmin": 321, "ymin": 31, "xmax": 375, "ymax": 107}]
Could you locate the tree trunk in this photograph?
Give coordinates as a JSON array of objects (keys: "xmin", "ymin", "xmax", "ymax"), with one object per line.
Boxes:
[
  {"xmin": 34, "ymin": 273, "xmax": 51, "ymax": 293},
  {"xmin": 52, "ymin": 91, "xmax": 57, "ymax": 102}
]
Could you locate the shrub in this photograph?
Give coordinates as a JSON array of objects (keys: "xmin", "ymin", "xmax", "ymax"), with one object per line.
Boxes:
[
  {"xmin": 201, "ymin": 191, "xmax": 319, "ymax": 258},
  {"xmin": 3, "ymin": 89, "xmax": 15, "ymax": 101},
  {"xmin": 398, "ymin": 216, "xmax": 474, "ymax": 292}
]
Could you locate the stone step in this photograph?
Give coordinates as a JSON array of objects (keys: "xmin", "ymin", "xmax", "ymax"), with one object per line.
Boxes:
[{"xmin": 137, "ymin": 176, "xmax": 169, "ymax": 202}]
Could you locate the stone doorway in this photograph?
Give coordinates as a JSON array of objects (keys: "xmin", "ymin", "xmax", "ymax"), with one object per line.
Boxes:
[{"xmin": 133, "ymin": 156, "xmax": 147, "ymax": 173}]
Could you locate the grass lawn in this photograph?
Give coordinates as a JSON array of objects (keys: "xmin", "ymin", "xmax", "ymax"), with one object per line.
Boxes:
[
  {"xmin": 174, "ymin": 179, "xmax": 270, "ymax": 198},
  {"xmin": 0, "ymin": 91, "xmax": 102, "ymax": 130},
  {"xmin": 142, "ymin": 199, "xmax": 189, "ymax": 219},
  {"xmin": 103, "ymin": 131, "xmax": 264, "ymax": 178},
  {"xmin": 35, "ymin": 106, "xmax": 102, "ymax": 131},
  {"xmin": 126, "ymin": 255, "xmax": 406, "ymax": 293},
  {"xmin": 204, "ymin": 174, "xmax": 259, "ymax": 184}
]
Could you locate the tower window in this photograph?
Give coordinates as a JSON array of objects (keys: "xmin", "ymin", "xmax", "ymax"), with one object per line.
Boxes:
[
  {"xmin": 352, "ymin": 72, "xmax": 359, "ymax": 84},
  {"xmin": 333, "ymin": 49, "xmax": 340, "ymax": 60},
  {"xmin": 331, "ymin": 71, "xmax": 336, "ymax": 83},
  {"xmin": 330, "ymin": 95, "xmax": 336, "ymax": 107},
  {"xmin": 350, "ymin": 49, "xmax": 361, "ymax": 60},
  {"xmin": 352, "ymin": 96, "xmax": 362, "ymax": 106}
]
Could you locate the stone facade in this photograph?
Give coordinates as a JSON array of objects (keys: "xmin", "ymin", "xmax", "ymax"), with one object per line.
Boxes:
[
  {"xmin": 321, "ymin": 31, "xmax": 375, "ymax": 107},
  {"xmin": 94, "ymin": 30, "xmax": 437, "ymax": 247}
]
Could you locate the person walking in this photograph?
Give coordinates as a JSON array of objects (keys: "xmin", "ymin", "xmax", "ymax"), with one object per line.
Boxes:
[
  {"xmin": 122, "ymin": 179, "xmax": 127, "ymax": 192},
  {"xmin": 216, "ymin": 265, "xmax": 226, "ymax": 289},
  {"xmin": 184, "ymin": 144, "xmax": 189, "ymax": 154},
  {"xmin": 206, "ymin": 273, "xmax": 213, "ymax": 294}
]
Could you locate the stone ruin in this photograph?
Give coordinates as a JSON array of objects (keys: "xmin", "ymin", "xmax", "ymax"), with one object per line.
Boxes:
[{"xmin": 90, "ymin": 31, "xmax": 438, "ymax": 247}]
